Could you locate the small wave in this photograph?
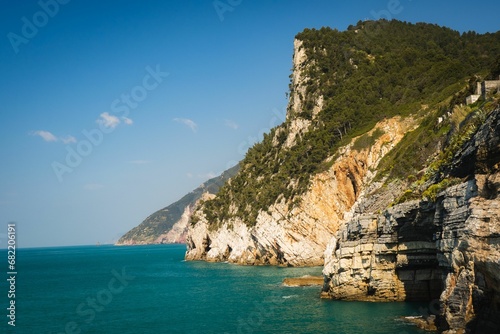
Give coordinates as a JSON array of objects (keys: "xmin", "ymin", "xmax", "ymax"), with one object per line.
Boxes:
[{"xmin": 282, "ymin": 295, "xmax": 298, "ymax": 299}]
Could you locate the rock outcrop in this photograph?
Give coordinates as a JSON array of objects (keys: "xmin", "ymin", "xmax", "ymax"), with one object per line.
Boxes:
[
  {"xmin": 283, "ymin": 38, "xmax": 324, "ymax": 148},
  {"xmin": 282, "ymin": 276, "xmax": 324, "ymax": 287},
  {"xmin": 322, "ymin": 108, "xmax": 500, "ymax": 333},
  {"xmin": 185, "ymin": 116, "xmax": 414, "ymax": 266},
  {"xmin": 184, "ymin": 22, "xmax": 500, "ymax": 333},
  {"xmin": 186, "ymin": 30, "xmax": 436, "ymax": 268}
]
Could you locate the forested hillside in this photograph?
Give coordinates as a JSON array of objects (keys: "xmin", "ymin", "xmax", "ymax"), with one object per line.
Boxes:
[
  {"xmin": 186, "ymin": 19, "xmax": 500, "ymax": 333},
  {"xmin": 201, "ymin": 20, "xmax": 500, "ymax": 228}
]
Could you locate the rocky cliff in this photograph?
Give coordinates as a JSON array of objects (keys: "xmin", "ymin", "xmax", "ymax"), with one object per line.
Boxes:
[
  {"xmin": 322, "ymin": 107, "xmax": 500, "ymax": 333},
  {"xmin": 184, "ymin": 21, "xmax": 500, "ymax": 333},
  {"xmin": 185, "ymin": 32, "xmax": 416, "ymax": 265},
  {"xmin": 186, "ymin": 115, "xmax": 414, "ymax": 265}
]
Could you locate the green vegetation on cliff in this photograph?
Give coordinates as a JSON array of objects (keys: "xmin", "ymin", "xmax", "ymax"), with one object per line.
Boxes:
[
  {"xmin": 202, "ymin": 20, "xmax": 500, "ymax": 228},
  {"xmin": 117, "ymin": 165, "xmax": 238, "ymax": 244}
]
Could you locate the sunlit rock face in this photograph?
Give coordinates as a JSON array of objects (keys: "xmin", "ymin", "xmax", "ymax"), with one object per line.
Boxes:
[{"xmin": 323, "ymin": 109, "xmax": 500, "ymax": 333}]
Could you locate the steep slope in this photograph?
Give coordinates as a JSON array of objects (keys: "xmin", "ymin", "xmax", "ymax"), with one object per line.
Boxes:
[
  {"xmin": 183, "ymin": 20, "xmax": 500, "ymax": 333},
  {"xmin": 186, "ymin": 20, "xmax": 500, "ymax": 266},
  {"xmin": 116, "ymin": 165, "xmax": 238, "ymax": 245},
  {"xmin": 186, "ymin": 116, "xmax": 415, "ymax": 265},
  {"xmin": 322, "ymin": 106, "xmax": 500, "ymax": 333}
]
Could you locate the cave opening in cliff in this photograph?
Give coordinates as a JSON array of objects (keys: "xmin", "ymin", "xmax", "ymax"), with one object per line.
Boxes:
[{"xmin": 396, "ymin": 268, "xmax": 444, "ymax": 302}]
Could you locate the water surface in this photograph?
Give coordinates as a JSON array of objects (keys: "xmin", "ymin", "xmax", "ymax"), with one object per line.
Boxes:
[{"xmin": 1, "ymin": 244, "xmax": 429, "ymax": 333}]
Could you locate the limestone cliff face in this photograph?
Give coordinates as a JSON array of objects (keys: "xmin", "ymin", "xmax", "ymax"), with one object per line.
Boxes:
[
  {"xmin": 184, "ymin": 23, "xmax": 500, "ymax": 333},
  {"xmin": 186, "ymin": 116, "xmax": 414, "ymax": 266},
  {"xmin": 322, "ymin": 108, "xmax": 500, "ymax": 333},
  {"xmin": 288, "ymin": 39, "xmax": 309, "ymax": 118},
  {"xmin": 439, "ymin": 174, "xmax": 500, "ymax": 333},
  {"xmin": 186, "ymin": 35, "xmax": 431, "ymax": 267},
  {"xmin": 283, "ymin": 39, "xmax": 323, "ymax": 149}
]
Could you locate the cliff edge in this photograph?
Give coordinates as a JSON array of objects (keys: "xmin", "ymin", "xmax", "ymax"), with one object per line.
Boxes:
[
  {"xmin": 322, "ymin": 107, "xmax": 500, "ymax": 333},
  {"xmin": 185, "ymin": 21, "xmax": 500, "ymax": 333}
]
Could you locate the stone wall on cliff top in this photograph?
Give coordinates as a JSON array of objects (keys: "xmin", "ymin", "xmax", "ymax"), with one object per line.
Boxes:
[{"xmin": 322, "ymin": 107, "xmax": 500, "ymax": 333}]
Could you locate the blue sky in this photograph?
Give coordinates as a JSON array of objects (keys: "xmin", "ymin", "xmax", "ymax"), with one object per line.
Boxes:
[{"xmin": 1, "ymin": 0, "xmax": 499, "ymax": 248}]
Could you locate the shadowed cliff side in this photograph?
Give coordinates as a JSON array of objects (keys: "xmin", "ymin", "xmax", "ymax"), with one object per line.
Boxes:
[
  {"xmin": 322, "ymin": 107, "xmax": 500, "ymax": 333},
  {"xmin": 182, "ymin": 21, "xmax": 500, "ymax": 333},
  {"xmin": 185, "ymin": 116, "xmax": 415, "ymax": 266},
  {"xmin": 186, "ymin": 21, "xmax": 500, "ymax": 268}
]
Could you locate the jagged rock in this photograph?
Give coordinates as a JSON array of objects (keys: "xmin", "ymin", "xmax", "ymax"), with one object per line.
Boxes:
[
  {"xmin": 185, "ymin": 22, "xmax": 500, "ymax": 333},
  {"xmin": 403, "ymin": 315, "xmax": 438, "ymax": 332},
  {"xmin": 185, "ymin": 116, "xmax": 414, "ymax": 266},
  {"xmin": 282, "ymin": 276, "xmax": 324, "ymax": 287},
  {"xmin": 446, "ymin": 109, "xmax": 500, "ymax": 177},
  {"xmin": 322, "ymin": 109, "xmax": 500, "ymax": 333}
]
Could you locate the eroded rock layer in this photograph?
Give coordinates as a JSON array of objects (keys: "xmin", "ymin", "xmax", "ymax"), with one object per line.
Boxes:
[
  {"xmin": 322, "ymin": 108, "xmax": 500, "ymax": 333},
  {"xmin": 186, "ymin": 116, "xmax": 413, "ymax": 266}
]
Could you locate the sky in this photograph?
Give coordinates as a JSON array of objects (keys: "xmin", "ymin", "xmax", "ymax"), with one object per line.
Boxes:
[{"xmin": 1, "ymin": 0, "xmax": 499, "ymax": 248}]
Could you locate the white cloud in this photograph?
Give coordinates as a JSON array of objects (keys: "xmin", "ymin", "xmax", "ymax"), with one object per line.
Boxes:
[
  {"xmin": 174, "ymin": 118, "xmax": 198, "ymax": 132},
  {"xmin": 61, "ymin": 135, "xmax": 77, "ymax": 144},
  {"xmin": 128, "ymin": 160, "xmax": 152, "ymax": 164},
  {"xmin": 186, "ymin": 172, "xmax": 218, "ymax": 179},
  {"xmin": 224, "ymin": 119, "xmax": 239, "ymax": 130},
  {"xmin": 84, "ymin": 183, "xmax": 104, "ymax": 190},
  {"xmin": 31, "ymin": 130, "xmax": 79, "ymax": 144},
  {"xmin": 204, "ymin": 172, "xmax": 217, "ymax": 179},
  {"xmin": 97, "ymin": 112, "xmax": 120, "ymax": 129},
  {"xmin": 122, "ymin": 117, "xmax": 133, "ymax": 125},
  {"xmin": 31, "ymin": 130, "xmax": 58, "ymax": 142}
]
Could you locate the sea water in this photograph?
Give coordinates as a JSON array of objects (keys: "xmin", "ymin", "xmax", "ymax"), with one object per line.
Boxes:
[{"xmin": 1, "ymin": 244, "xmax": 430, "ymax": 333}]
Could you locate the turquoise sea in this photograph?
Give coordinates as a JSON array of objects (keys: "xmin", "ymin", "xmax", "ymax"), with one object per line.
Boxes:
[{"xmin": 1, "ymin": 244, "xmax": 431, "ymax": 333}]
